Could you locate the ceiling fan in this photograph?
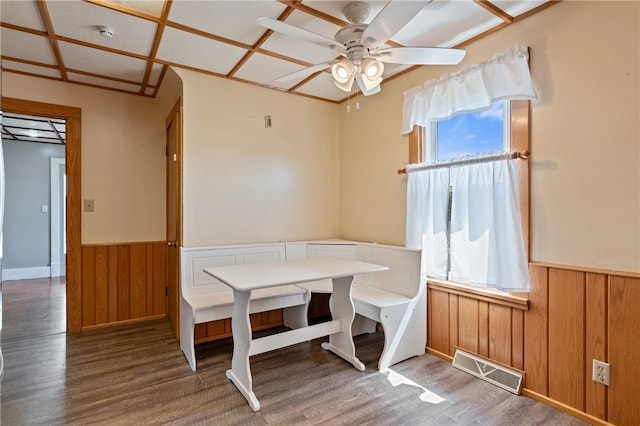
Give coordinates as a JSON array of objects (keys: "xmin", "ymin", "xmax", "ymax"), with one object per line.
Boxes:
[{"xmin": 257, "ymin": 1, "xmax": 466, "ymax": 96}]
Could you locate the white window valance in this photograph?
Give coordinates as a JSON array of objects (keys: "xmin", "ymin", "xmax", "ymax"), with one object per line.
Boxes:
[{"xmin": 401, "ymin": 44, "xmax": 538, "ymax": 135}]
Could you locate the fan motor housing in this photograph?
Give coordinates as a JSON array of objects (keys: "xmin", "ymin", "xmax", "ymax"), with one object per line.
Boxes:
[{"xmin": 334, "ymin": 24, "xmax": 368, "ymax": 49}]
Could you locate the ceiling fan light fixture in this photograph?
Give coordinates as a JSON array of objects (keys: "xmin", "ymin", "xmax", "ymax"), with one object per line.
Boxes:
[
  {"xmin": 359, "ymin": 58, "xmax": 384, "ymax": 91},
  {"xmin": 334, "ymin": 73, "xmax": 355, "ymax": 92},
  {"xmin": 362, "ymin": 58, "xmax": 383, "ymax": 80},
  {"xmin": 356, "ymin": 73, "xmax": 382, "ymax": 96},
  {"xmin": 331, "ymin": 60, "xmax": 355, "ymax": 83}
]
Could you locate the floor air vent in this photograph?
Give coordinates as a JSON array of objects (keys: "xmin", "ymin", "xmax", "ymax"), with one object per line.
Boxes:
[{"xmin": 452, "ymin": 349, "xmax": 523, "ymax": 394}]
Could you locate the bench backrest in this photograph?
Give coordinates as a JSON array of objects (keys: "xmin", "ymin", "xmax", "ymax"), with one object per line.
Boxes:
[
  {"xmin": 354, "ymin": 243, "xmax": 422, "ymax": 299},
  {"xmin": 181, "ymin": 240, "xmax": 423, "ymax": 300},
  {"xmin": 181, "ymin": 243, "xmax": 286, "ymax": 297},
  {"xmin": 290, "ymin": 241, "xmax": 422, "ymax": 300}
]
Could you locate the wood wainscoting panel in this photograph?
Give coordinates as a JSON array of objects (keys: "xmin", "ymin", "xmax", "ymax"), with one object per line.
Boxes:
[
  {"xmin": 81, "ymin": 247, "xmax": 96, "ymax": 327},
  {"xmin": 524, "ymin": 264, "xmax": 549, "ymax": 394},
  {"xmin": 431, "ymin": 263, "xmax": 638, "ymax": 424},
  {"xmin": 608, "ymin": 275, "xmax": 640, "ymax": 425},
  {"xmin": 427, "ymin": 287, "xmax": 451, "ymax": 355},
  {"xmin": 548, "ymin": 268, "xmax": 586, "ymax": 411},
  {"xmin": 511, "ymin": 309, "xmax": 524, "ymax": 370},
  {"xmin": 117, "ymin": 245, "xmax": 131, "ymax": 322},
  {"xmin": 94, "ymin": 246, "xmax": 109, "ymax": 324},
  {"xmin": 458, "ymin": 296, "xmax": 479, "ymax": 354},
  {"xmin": 448, "ymin": 292, "xmax": 459, "ymax": 355},
  {"xmin": 585, "ymin": 272, "xmax": 608, "ymax": 420},
  {"xmin": 489, "ymin": 303, "xmax": 512, "ymax": 365},
  {"xmin": 194, "ymin": 311, "xmax": 284, "ymax": 345},
  {"xmin": 427, "ymin": 280, "xmax": 527, "ymax": 364},
  {"xmin": 477, "ymin": 300, "xmax": 490, "ymax": 358},
  {"xmin": 81, "ymin": 242, "xmax": 167, "ymax": 329}
]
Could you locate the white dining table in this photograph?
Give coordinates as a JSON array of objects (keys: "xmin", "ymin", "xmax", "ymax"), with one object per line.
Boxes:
[{"xmin": 203, "ymin": 256, "xmax": 388, "ymax": 411}]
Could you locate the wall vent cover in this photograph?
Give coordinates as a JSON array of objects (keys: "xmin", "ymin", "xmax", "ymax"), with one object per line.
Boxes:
[{"xmin": 452, "ymin": 349, "xmax": 523, "ymax": 394}]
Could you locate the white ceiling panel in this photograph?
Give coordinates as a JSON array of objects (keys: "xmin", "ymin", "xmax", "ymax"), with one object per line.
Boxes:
[
  {"xmin": 59, "ymin": 41, "xmax": 148, "ymax": 83},
  {"xmin": 106, "ymin": 1, "xmax": 166, "ymax": 18},
  {"xmin": 0, "ymin": 28, "xmax": 58, "ymax": 65},
  {"xmin": 493, "ymin": 0, "xmax": 550, "ymax": 17},
  {"xmin": 156, "ymin": 26, "xmax": 249, "ymax": 75},
  {"xmin": 0, "ymin": 0, "xmax": 556, "ymax": 103},
  {"xmin": 167, "ymin": 1, "xmax": 287, "ymax": 45},
  {"xmin": 2, "ymin": 59, "xmax": 62, "ymax": 79},
  {"xmin": 0, "ymin": 0, "xmax": 47, "ymax": 31},
  {"xmin": 234, "ymin": 53, "xmax": 314, "ymax": 90},
  {"xmin": 295, "ymin": 72, "xmax": 350, "ymax": 102},
  {"xmin": 46, "ymin": 0, "xmax": 158, "ymax": 56},
  {"xmin": 67, "ymin": 72, "xmax": 141, "ymax": 93}
]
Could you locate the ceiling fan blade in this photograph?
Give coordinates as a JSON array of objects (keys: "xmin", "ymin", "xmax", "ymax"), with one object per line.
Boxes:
[
  {"xmin": 257, "ymin": 17, "xmax": 346, "ymax": 55},
  {"xmin": 376, "ymin": 47, "xmax": 466, "ymax": 65},
  {"xmin": 275, "ymin": 61, "xmax": 335, "ymax": 82},
  {"xmin": 362, "ymin": 1, "xmax": 432, "ymax": 49}
]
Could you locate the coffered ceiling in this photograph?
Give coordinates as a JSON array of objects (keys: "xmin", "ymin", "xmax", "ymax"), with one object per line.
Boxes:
[{"xmin": 0, "ymin": 0, "xmax": 557, "ymax": 103}]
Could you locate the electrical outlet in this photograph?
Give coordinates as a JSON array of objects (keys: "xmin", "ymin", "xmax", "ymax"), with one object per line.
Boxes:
[{"xmin": 592, "ymin": 360, "xmax": 610, "ymax": 386}]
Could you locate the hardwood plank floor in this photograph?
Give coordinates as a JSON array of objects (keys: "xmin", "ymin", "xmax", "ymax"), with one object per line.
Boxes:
[{"xmin": 1, "ymin": 279, "xmax": 589, "ymax": 425}]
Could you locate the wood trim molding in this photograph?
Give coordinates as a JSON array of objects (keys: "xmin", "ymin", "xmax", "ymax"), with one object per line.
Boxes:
[
  {"xmin": 529, "ymin": 261, "xmax": 640, "ymax": 279},
  {"xmin": 407, "ymin": 125, "xmax": 423, "ymax": 164},
  {"xmin": 428, "ymin": 278, "xmax": 530, "ymax": 310},
  {"xmin": 2, "ymin": 97, "xmax": 82, "ymax": 332}
]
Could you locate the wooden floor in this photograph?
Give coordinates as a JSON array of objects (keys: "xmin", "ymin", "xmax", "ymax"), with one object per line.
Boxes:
[{"xmin": 1, "ymin": 278, "xmax": 589, "ymax": 425}]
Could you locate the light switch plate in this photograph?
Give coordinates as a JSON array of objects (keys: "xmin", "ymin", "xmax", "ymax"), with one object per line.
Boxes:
[{"xmin": 84, "ymin": 199, "xmax": 95, "ymax": 212}]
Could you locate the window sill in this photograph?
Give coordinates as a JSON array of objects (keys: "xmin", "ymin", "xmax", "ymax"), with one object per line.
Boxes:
[{"xmin": 427, "ymin": 278, "xmax": 529, "ymax": 311}]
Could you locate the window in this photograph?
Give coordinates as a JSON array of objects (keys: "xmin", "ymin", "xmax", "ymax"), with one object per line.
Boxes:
[
  {"xmin": 425, "ymin": 101, "xmax": 510, "ymax": 163},
  {"xmin": 406, "ymin": 100, "xmax": 531, "ymax": 293}
]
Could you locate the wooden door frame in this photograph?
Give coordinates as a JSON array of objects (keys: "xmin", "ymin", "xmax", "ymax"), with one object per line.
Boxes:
[
  {"xmin": 2, "ymin": 97, "xmax": 83, "ymax": 332},
  {"xmin": 165, "ymin": 97, "xmax": 183, "ymax": 338}
]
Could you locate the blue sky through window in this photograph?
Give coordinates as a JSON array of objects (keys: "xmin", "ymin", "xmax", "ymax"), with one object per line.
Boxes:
[{"xmin": 436, "ymin": 102, "xmax": 505, "ymax": 162}]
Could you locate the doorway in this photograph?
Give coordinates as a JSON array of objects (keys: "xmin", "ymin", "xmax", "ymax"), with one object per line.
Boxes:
[{"xmin": 1, "ymin": 97, "xmax": 82, "ymax": 333}]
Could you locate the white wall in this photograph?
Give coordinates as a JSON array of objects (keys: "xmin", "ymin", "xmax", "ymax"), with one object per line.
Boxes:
[
  {"xmin": 2, "ymin": 139, "xmax": 64, "ymax": 273},
  {"xmin": 174, "ymin": 68, "xmax": 340, "ymax": 247},
  {"xmin": 339, "ymin": 1, "xmax": 639, "ymax": 273}
]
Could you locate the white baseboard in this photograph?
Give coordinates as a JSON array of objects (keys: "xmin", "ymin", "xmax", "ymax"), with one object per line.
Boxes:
[{"xmin": 1, "ymin": 266, "xmax": 51, "ymax": 281}]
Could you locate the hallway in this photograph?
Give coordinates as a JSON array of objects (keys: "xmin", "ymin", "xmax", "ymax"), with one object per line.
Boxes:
[{"xmin": 1, "ymin": 277, "xmax": 66, "ymax": 341}]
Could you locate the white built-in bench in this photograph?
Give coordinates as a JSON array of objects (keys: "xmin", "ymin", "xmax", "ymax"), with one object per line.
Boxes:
[
  {"xmin": 287, "ymin": 241, "xmax": 425, "ymax": 371},
  {"xmin": 180, "ymin": 243, "xmax": 310, "ymax": 371},
  {"xmin": 180, "ymin": 240, "xmax": 425, "ymax": 372}
]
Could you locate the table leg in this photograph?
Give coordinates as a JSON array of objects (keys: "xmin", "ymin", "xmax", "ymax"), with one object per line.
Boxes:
[
  {"xmin": 321, "ymin": 275, "xmax": 365, "ymax": 371},
  {"xmin": 226, "ymin": 289, "xmax": 261, "ymax": 411}
]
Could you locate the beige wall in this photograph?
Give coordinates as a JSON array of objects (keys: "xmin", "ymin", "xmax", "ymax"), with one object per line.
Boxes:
[
  {"xmin": 340, "ymin": 1, "xmax": 640, "ymax": 273},
  {"xmin": 2, "ymin": 73, "xmax": 167, "ymax": 244},
  {"xmin": 173, "ymin": 68, "xmax": 340, "ymax": 247}
]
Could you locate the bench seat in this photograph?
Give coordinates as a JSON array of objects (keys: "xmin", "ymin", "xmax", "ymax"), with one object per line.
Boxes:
[{"xmin": 180, "ymin": 240, "xmax": 425, "ymax": 373}]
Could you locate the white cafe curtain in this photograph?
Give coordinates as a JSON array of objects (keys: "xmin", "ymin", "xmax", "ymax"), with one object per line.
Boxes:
[
  {"xmin": 406, "ymin": 166, "xmax": 449, "ymax": 279},
  {"xmin": 401, "ymin": 44, "xmax": 537, "ymax": 134},
  {"xmin": 406, "ymin": 156, "xmax": 531, "ymax": 292},
  {"xmin": 448, "ymin": 157, "xmax": 530, "ymax": 291}
]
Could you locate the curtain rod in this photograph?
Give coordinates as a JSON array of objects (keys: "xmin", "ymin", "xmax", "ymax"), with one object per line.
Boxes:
[{"xmin": 397, "ymin": 150, "xmax": 529, "ymax": 175}]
